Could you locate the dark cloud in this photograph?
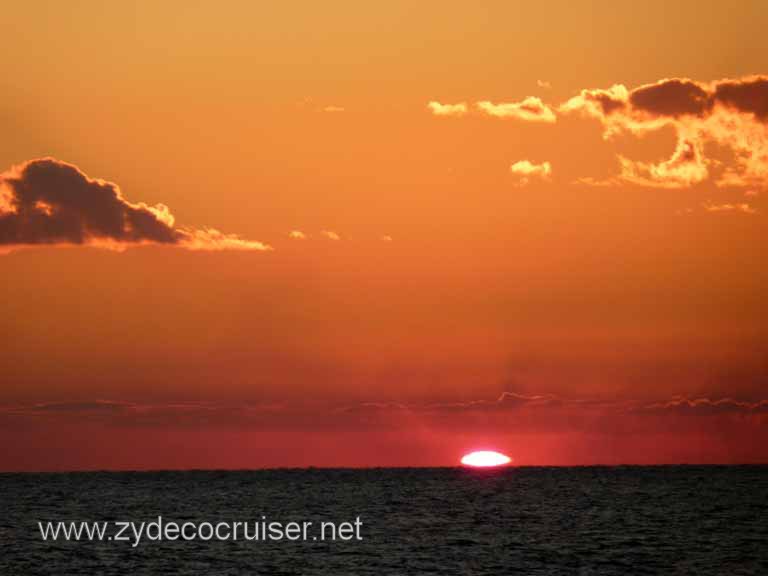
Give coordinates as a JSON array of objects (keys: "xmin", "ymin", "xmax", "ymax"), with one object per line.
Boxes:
[
  {"xmin": 0, "ymin": 158, "xmax": 180, "ymax": 246},
  {"xmin": 629, "ymin": 79, "xmax": 711, "ymax": 117},
  {"xmin": 593, "ymin": 92, "xmax": 626, "ymax": 115},
  {"xmin": 627, "ymin": 76, "xmax": 768, "ymax": 120},
  {"xmin": 565, "ymin": 76, "xmax": 768, "ymax": 123},
  {"xmin": 0, "ymin": 158, "xmax": 271, "ymax": 253},
  {"xmin": 562, "ymin": 75, "xmax": 768, "ymax": 188},
  {"xmin": 714, "ymin": 76, "xmax": 768, "ymax": 120}
]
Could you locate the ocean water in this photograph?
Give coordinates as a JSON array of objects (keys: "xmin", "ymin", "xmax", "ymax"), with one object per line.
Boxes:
[{"xmin": 1, "ymin": 466, "xmax": 766, "ymax": 575}]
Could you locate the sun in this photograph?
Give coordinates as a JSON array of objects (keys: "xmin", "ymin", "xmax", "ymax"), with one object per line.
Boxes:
[{"xmin": 460, "ymin": 450, "xmax": 512, "ymax": 468}]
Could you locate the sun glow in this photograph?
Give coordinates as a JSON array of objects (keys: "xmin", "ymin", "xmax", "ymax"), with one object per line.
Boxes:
[{"xmin": 460, "ymin": 450, "xmax": 512, "ymax": 468}]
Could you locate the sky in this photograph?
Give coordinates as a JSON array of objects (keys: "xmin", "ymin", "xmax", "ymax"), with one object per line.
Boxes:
[{"xmin": 1, "ymin": 0, "xmax": 767, "ymax": 469}]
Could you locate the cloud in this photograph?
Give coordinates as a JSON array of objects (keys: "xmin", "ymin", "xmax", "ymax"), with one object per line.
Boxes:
[
  {"xmin": 288, "ymin": 230, "xmax": 307, "ymax": 239},
  {"xmin": 428, "ymin": 97, "xmax": 556, "ymax": 122},
  {"xmin": 322, "ymin": 105, "xmax": 345, "ymax": 113},
  {"xmin": 380, "ymin": 234, "xmax": 393, "ymax": 242},
  {"xmin": 476, "ymin": 97, "xmax": 556, "ymax": 122},
  {"xmin": 427, "ymin": 101, "xmax": 468, "ymax": 117},
  {"xmin": 3, "ymin": 393, "xmax": 766, "ymax": 441},
  {"xmin": 425, "ymin": 392, "xmax": 561, "ymax": 413},
  {"xmin": 617, "ymin": 137, "xmax": 709, "ymax": 188},
  {"xmin": 26, "ymin": 400, "xmax": 133, "ymax": 414},
  {"xmin": 0, "ymin": 399, "xmax": 266, "ymax": 427},
  {"xmin": 713, "ymin": 77, "xmax": 768, "ymax": 120},
  {"xmin": 572, "ymin": 176, "xmax": 618, "ymax": 188},
  {"xmin": 179, "ymin": 228, "xmax": 272, "ymax": 251},
  {"xmin": 510, "ymin": 159, "xmax": 552, "ymax": 186},
  {"xmin": 703, "ymin": 202, "xmax": 757, "ymax": 215},
  {"xmin": 0, "ymin": 158, "xmax": 271, "ymax": 254},
  {"xmin": 537, "ymin": 79, "xmax": 552, "ymax": 89},
  {"xmin": 561, "ymin": 76, "xmax": 768, "ymax": 188},
  {"xmin": 321, "ymin": 230, "xmax": 341, "ymax": 240},
  {"xmin": 638, "ymin": 397, "xmax": 768, "ymax": 415},
  {"xmin": 629, "ymin": 79, "xmax": 711, "ymax": 117},
  {"xmin": 560, "ymin": 84, "xmax": 629, "ymax": 119}
]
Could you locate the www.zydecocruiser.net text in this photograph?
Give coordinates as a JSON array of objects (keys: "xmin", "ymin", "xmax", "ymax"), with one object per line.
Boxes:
[{"xmin": 38, "ymin": 516, "xmax": 364, "ymax": 547}]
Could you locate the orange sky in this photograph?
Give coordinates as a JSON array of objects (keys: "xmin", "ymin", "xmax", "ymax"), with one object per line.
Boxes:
[{"xmin": 1, "ymin": 1, "xmax": 767, "ymax": 469}]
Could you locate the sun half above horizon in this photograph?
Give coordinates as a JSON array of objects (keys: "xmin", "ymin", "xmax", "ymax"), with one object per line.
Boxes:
[{"xmin": 460, "ymin": 451, "xmax": 513, "ymax": 468}]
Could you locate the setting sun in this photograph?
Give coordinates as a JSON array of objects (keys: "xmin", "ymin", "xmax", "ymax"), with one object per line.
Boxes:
[{"xmin": 461, "ymin": 451, "xmax": 512, "ymax": 468}]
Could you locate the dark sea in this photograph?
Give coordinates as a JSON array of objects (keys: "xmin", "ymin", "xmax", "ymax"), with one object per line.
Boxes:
[{"xmin": 1, "ymin": 466, "xmax": 766, "ymax": 575}]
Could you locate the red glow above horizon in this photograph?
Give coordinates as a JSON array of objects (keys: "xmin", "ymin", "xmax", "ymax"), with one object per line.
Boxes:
[{"xmin": 460, "ymin": 451, "xmax": 512, "ymax": 468}]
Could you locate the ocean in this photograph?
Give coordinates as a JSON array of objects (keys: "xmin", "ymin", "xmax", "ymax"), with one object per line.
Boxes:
[{"xmin": 1, "ymin": 466, "xmax": 766, "ymax": 574}]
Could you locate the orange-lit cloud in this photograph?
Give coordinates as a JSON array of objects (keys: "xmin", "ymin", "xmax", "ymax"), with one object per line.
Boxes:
[
  {"xmin": 321, "ymin": 229, "xmax": 341, "ymax": 240},
  {"xmin": 429, "ymin": 97, "xmax": 556, "ymax": 122},
  {"xmin": 617, "ymin": 137, "xmax": 709, "ymax": 188},
  {"xmin": 427, "ymin": 101, "xmax": 468, "ymax": 117},
  {"xmin": 179, "ymin": 228, "xmax": 272, "ymax": 251},
  {"xmin": 288, "ymin": 230, "xmax": 307, "ymax": 239},
  {"xmin": 427, "ymin": 78, "xmax": 767, "ymax": 190},
  {"xmin": 0, "ymin": 158, "xmax": 271, "ymax": 254},
  {"xmin": 561, "ymin": 76, "xmax": 768, "ymax": 189},
  {"xmin": 476, "ymin": 97, "xmax": 556, "ymax": 122},
  {"xmin": 560, "ymin": 83, "xmax": 629, "ymax": 118},
  {"xmin": 510, "ymin": 159, "xmax": 552, "ymax": 186},
  {"xmin": 703, "ymin": 202, "xmax": 757, "ymax": 214}
]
